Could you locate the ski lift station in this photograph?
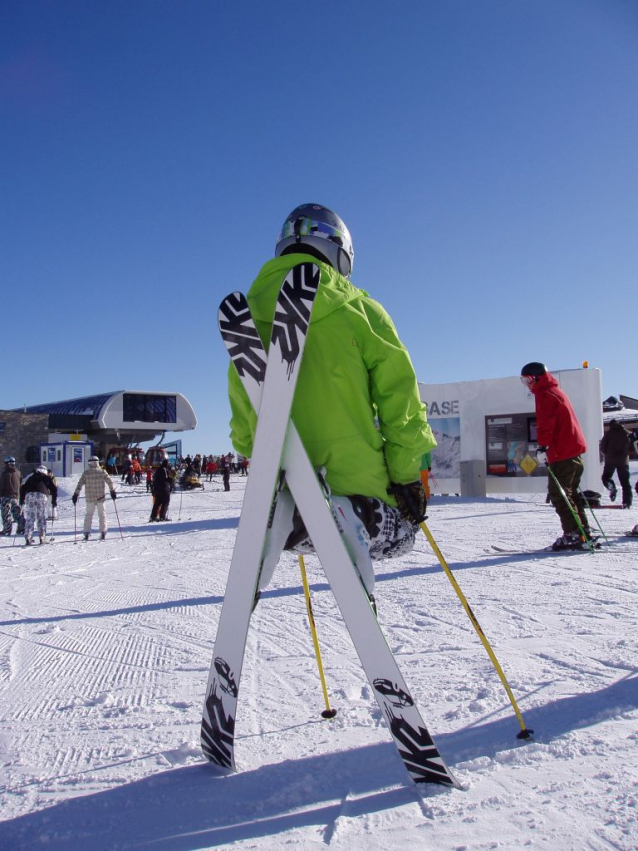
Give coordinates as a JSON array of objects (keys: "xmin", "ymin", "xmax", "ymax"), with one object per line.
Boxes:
[
  {"xmin": 3, "ymin": 391, "xmax": 196, "ymax": 478},
  {"xmin": 419, "ymin": 366, "xmax": 604, "ymax": 496}
]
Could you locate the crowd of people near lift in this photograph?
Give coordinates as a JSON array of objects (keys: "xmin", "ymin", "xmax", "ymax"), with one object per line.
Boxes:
[
  {"xmin": 109, "ymin": 452, "xmax": 250, "ymax": 526},
  {"xmin": 117, "ymin": 452, "xmax": 250, "ymax": 526},
  {"xmin": 108, "ymin": 453, "xmax": 250, "ymax": 488}
]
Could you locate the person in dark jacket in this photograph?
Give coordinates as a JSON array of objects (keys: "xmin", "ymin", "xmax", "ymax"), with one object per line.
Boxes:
[
  {"xmin": 20, "ymin": 465, "xmax": 57, "ymax": 545},
  {"xmin": 150, "ymin": 459, "xmax": 172, "ymax": 521},
  {"xmin": 521, "ymin": 362, "xmax": 591, "ymax": 549},
  {"xmin": 600, "ymin": 419, "xmax": 632, "ymax": 508},
  {"xmin": 1, "ymin": 456, "xmax": 25, "ymax": 536},
  {"xmin": 220, "ymin": 457, "xmax": 230, "ymax": 492}
]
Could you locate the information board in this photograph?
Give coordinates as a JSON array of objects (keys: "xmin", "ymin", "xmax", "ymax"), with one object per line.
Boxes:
[{"xmin": 485, "ymin": 413, "xmax": 545, "ymax": 477}]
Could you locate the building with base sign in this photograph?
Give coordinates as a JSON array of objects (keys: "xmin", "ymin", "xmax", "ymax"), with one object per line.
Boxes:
[{"xmin": 419, "ymin": 367, "xmax": 604, "ymax": 496}]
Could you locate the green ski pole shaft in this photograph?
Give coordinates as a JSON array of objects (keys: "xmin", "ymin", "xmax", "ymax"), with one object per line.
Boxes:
[
  {"xmin": 578, "ymin": 490, "xmax": 609, "ymax": 544},
  {"xmin": 545, "ymin": 465, "xmax": 595, "ymax": 553}
]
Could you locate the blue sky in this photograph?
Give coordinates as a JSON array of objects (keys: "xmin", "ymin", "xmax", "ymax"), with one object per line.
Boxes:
[{"xmin": 2, "ymin": 1, "xmax": 636, "ymax": 455}]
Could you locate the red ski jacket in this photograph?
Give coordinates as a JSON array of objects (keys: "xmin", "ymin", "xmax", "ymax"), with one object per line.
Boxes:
[{"xmin": 531, "ymin": 372, "xmax": 587, "ymax": 464}]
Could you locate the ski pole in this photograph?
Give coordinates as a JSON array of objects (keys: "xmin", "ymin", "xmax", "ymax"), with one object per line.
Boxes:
[
  {"xmin": 298, "ymin": 555, "xmax": 337, "ymax": 719},
  {"xmin": 578, "ymin": 490, "xmax": 610, "ymax": 545},
  {"xmin": 13, "ymin": 504, "xmax": 23, "ymax": 546},
  {"xmin": 178, "ymin": 487, "xmax": 184, "ymax": 521},
  {"xmin": 420, "ymin": 521, "xmax": 533, "ymax": 739},
  {"xmin": 545, "ymin": 465, "xmax": 595, "ymax": 553},
  {"xmin": 112, "ymin": 497, "xmax": 124, "ymax": 540},
  {"xmin": 74, "ymin": 500, "xmax": 77, "ymax": 544}
]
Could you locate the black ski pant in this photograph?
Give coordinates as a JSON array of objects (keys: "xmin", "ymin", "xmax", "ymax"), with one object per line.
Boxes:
[
  {"xmin": 601, "ymin": 461, "xmax": 632, "ymax": 507},
  {"xmin": 547, "ymin": 456, "xmax": 589, "ymax": 535},
  {"xmin": 150, "ymin": 487, "xmax": 171, "ymax": 520}
]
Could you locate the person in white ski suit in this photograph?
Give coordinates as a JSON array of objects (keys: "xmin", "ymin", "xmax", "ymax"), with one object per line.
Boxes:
[
  {"xmin": 20, "ymin": 465, "xmax": 57, "ymax": 545},
  {"xmin": 72, "ymin": 456, "xmax": 117, "ymax": 540}
]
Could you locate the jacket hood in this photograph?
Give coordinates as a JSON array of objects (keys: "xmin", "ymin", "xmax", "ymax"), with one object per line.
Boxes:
[
  {"xmin": 531, "ymin": 371, "xmax": 558, "ymax": 393},
  {"xmin": 247, "ymin": 255, "xmax": 367, "ymax": 325}
]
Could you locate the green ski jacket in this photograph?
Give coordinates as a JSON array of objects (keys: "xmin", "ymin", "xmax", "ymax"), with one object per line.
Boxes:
[{"xmin": 228, "ymin": 255, "xmax": 436, "ymax": 505}]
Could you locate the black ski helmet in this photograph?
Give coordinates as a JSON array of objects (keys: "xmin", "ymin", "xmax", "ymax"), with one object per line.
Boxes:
[
  {"xmin": 275, "ymin": 203, "xmax": 354, "ymax": 277},
  {"xmin": 520, "ymin": 362, "xmax": 547, "ymax": 378}
]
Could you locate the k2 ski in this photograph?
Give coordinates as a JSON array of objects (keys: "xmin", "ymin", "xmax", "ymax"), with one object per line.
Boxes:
[
  {"xmin": 203, "ymin": 284, "xmax": 460, "ymax": 789},
  {"xmin": 201, "ymin": 262, "xmax": 321, "ymax": 772}
]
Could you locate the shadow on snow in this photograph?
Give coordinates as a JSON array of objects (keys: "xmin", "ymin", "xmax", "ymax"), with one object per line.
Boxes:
[{"xmin": 1, "ymin": 673, "xmax": 636, "ymax": 850}]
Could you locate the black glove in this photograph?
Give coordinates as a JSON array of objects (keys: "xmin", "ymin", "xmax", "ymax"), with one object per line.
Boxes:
[
  {"xmin": 111, "ymin": 491, "xmax": 117, "ymax": 500},
  {"xmin": 72, "ymin": 494, "xmax": 78, "ymax": 505},
  {"xmin": 387, "ymin": 480, "xmax": 427, "ymax": 524}
]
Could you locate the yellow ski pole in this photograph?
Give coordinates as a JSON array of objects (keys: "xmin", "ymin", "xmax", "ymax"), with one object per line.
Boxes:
[
  {"xmin": 298, "ymin": 555, "xmax": 337, "ymax": 719},
  {"xmin": 420, "ymin": 521, "xmax": 533, "ymax": 739}
]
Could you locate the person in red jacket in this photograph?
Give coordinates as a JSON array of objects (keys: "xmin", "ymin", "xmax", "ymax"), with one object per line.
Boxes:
[{"xmin": 521, "ymin": 362, "xmax": 592, "ymax": 549}]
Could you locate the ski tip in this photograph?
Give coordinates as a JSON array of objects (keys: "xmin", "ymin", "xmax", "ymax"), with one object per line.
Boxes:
[
  {"xmin": 321, "ymin": 708, "xmax": 337, "ymax": 719},
  {"xmin": 517, "ymin": 728, "xmax": 534, "ymax": 740}
]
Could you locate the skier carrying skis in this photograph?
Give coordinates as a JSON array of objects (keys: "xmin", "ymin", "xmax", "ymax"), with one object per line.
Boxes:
[
  {"xmin": 228, "ymin": 203, "xmax": 436, "ymax": 594},
  {"xmin": 72, "ymin": 456, "xmax": 117, "ymax": 540},
  {"xmin": 521, "ymin": 362, "xmax": 592, "ymax": 549}
]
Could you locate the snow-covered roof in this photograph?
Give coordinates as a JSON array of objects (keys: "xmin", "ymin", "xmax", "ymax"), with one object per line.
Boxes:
[{"xmin": 601, "ymin": 394, "xmax": 638, "ymax": 428}]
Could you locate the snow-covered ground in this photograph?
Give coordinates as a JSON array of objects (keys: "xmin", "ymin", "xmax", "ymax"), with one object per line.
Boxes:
[{"xmin": 1, "ymin": 473, "xmax": 637, "ymax": 850}]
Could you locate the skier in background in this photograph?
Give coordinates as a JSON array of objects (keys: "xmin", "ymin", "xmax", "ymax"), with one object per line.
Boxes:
[
  {"xmin": 72, "ymin": 456, "xmax": 117, "ymax": 541},
  {"xmin": 600, "ymin": 419, "xmax": 632, "ymax": 509},
  {"xmin": 420, "ymin": 451, "xmax": 432, "ymax": 500},
  {"xmin": 521, "ymin": 362, "xmax": 592, "ymax": 549},
  {"xmin": 0, "ymin": 456, "xmax": 25, "ymax": 537},
  {"xmin": 228, "ymin": 203, "xmax": 436, "ymax": 598},
  {"xmin": 20, "ymin": 464, "xmax": 57, "ymax": 545},
  {"xmin": 220, "ymin": 456, "xmax": 230, "ymax": 492},
  {"xmin": 149, "ymin": 459, "xmax": 172, "ymax": 521}
]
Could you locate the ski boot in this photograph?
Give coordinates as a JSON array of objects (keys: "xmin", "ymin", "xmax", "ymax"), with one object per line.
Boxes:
[
  {"xmin": 550, "ymin": 531, "xmax": 582, "ymax": 551},
  {"xmin": 100, "ymin": 532, "xmax": 106, "ymax": 540},
  {"xmin": 83, "ymin": 533, "xmax": 89, "ymax": 541}
]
